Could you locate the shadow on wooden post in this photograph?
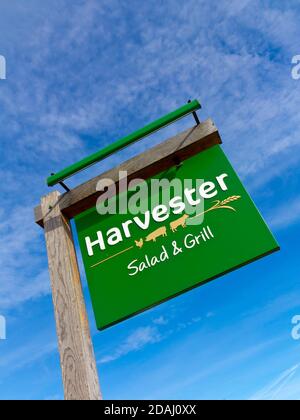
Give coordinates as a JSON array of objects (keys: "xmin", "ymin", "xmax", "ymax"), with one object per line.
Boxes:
[{"xmin": 41, "ymin": 191, "xmax": 101, "ymax": 401}]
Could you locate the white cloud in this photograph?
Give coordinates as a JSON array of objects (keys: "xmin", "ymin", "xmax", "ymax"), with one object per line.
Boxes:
[
  {"xmin": 0, "ymin": 206, "xmax": 50, "ymax": 309},
  {"xmin": 0, "ymin": 333, "xmax": 57, "ymax": 373},
  {"xmin": 0, "ymin": 0, "xmax": 299, "ymax": 326},
  {"xmin": 0, "ymin": 0, "xmax": 299, "ymax": 400},
  {"xmin": 99, "ymin": 326, "xmax": 162, "ymax": 364},
  {"xmin": 1, "ymin": 0, "xmax": 300, "ymax": 186},
  {"xmin": 249, "ymin": 364, "xmax": 300, "ymax": 400},
  {"xmin": 267, "ymin": 197, "xmax": 300, "ymax": 230},
  {"xmin": 153, "ymin": 316, "xmax": 168, "ymax": 326},
  {"xmin": 99, "ymin": 312, "xmax": 208, "ymax": 365},
  {"xmin": 176, "ymin": 316, "xmax": 202, "ymax": 332}
]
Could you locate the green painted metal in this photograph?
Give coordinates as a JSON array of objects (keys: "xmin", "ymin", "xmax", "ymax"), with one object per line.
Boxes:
[{"xmin": 47, "ymin": 100, "xmax": 201, "ymax": 187}]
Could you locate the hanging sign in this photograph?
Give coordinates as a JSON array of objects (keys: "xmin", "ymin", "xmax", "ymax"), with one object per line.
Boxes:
[{"xmin": 75, "ymin": 145, "xmax": 279, "ymax": 330}]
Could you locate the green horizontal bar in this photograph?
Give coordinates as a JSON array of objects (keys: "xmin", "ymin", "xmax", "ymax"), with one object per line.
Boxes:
[{"xmin": 47, "ymin": 99, "xmax": 201, "ymax": 187}]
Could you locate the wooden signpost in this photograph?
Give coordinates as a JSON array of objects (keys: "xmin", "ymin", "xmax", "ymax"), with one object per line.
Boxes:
[
  {"xmin": 41, "ymin": 191, "xmax": 101, "ymax": 400},
  {"xmin": 35, "ymin": 109, "xmax": 221, "ymax": 400},
  {"xmin": 35, "ymin": 101, "xmax": 278, "ymax": 400}
]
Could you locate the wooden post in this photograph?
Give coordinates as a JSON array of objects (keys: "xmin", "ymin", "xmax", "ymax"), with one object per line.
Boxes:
[{"xmin": 41, "ymin": 191, "xmax": 101, "ymax": 401}]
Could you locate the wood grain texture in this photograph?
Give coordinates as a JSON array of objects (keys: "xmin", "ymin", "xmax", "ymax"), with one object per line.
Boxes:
[
  {"xmin": 35, "ymin": 119, "xmax": 221, "ymax": 226},
  {"xmin": 41, "ymin": 191, "xmax": 101, "ymax": 401}
]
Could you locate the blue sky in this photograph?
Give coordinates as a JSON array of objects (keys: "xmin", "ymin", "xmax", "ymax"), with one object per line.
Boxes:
[{"xmin": 0, "ymin": 0, "xmax": 300, "ymax": 400}]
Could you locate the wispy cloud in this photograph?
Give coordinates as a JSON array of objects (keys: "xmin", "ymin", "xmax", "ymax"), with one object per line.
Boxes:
[
  {"xmin": 0, "ymin": 0, "xmax": 300, "ymax": 399},
  {"xmin": 99, "ymin": 311, "xmax": 209, "ymax": 365},
  {"xmin": 267, "ymin": 197, "xmax": 300, "ymax": 230},
  {"xmin": 0, "ymin": 206, "xmax": 50, "ymax": 309},
  {"xmin": 249, "ymin": 364, "xmax": 300, "ymax": 400},
  {"xmin": 99, "ymin": 326, "xmax": 162, "ymax": 364},
  {"xmin": 0, "ymin": 333, "xmax": 57, "ymax": 374},
  {"xmin": 1, "ymin": 0, "xmax": 300, "ymax": 184},
  {"xmin": 153, "ymin": 316, "xmax": 169, "ymax": 326}
]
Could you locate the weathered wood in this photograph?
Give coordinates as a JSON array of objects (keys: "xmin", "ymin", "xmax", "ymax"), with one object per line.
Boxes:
[
  {"xmin": 35, "ymin": 119, "xmax": 221, "ymax": 226},
  {"xmin": 41, "ymin": 191, "xmax": 101, "ymax": 401}
]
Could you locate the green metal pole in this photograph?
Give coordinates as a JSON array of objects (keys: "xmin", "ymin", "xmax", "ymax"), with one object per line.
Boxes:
[{"xmin": 47, "ymin": 99, "xmax": 201, "ymax": 187}]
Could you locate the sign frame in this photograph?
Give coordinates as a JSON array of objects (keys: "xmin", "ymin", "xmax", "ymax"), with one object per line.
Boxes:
[{"xmin": 75, "ymin": 145, "xmax": 279, "ymax": 330}]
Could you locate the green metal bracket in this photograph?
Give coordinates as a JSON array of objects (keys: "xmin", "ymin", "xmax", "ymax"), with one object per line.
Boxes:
[{"xmin": 47, "ymin": 99, "xmax": 201, "ymax": 187}]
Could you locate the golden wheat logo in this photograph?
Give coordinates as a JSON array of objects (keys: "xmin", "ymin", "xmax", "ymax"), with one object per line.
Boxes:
[{"xmin": 189, "ymin": 195, "xmax": 241, "ymax": 221}]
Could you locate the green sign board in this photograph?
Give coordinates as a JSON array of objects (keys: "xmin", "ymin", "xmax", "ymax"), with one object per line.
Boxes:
[{"xmin": 75, "ymin": 145, "xmax": 279, "ymax": 330}]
